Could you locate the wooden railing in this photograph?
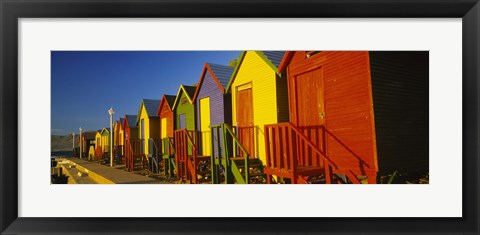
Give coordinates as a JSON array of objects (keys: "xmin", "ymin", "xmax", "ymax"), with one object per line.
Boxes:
[
  {"xmin": 148, "ymin": 138, "xmax": 161, "ymax": 173},
  {"xmin": 210, "ymin": 124, "xmax": 251, "ymax": 184},
  {"xmin": 264, "ymin": 122, "xmax": 373, "ymax": 184},
  {"xmin": 174, "ymin": 129, "xmax": 199, "ymax": 183},
  {"xmin": 125, "ymin": 138, "xmax": 144, "ymax": 172},
  {"xmin": 236, "ymin": 126, "xmax": 255, "ymax": 158},
  {"xmin": 162, "ymin": 137, "xmax": 176, "ymax": 177},
  {"xmin": 95, "ymin": 146, "xmax": 103, "ymax": 160},
  {"xmin": 264, "ymin": 122, "xmax": 337, "ymax": 183},
  {"xmin": 162, "ymin": 137, "xmax": 175, "ymax": 156}
]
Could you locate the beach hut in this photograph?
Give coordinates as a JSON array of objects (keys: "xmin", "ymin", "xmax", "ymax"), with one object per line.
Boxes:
[
  {"xmin": 172, "ymin": 84, "xmax": 209, "ymax": 183},
  {"xmin": 80, "ymin": 131, "xmax": 96, "ymax": 160},
  {"xmin": 173, "ymin": 85, "xmax": 196, "ymax": 132},
  {"xmin": 193, "ymin": 63, "xmax": 234, "ymax": 157},
  {"xmin": 124, "ymin": 114, "xmax": 142, "ymax": 171},
  {"xmin": 113, "ymin": 118, "xmax": 125, "ymax": 162},
  {"xmin": 157, "ymin": 94, "xmax": 176, "ymax": 176},
  {"xmin": 100, "ymin": 128, "xmax": 110, "ymax": 159},
  {"xmin": 222, "ymin": 51, "xmax": 288, "ymax": 183},
  {"xmin": 263, "ymin": 51, "xmax": 428, "ymax": 184},
  {"xmin": 94, "ymin": 130, "xmax": 102, "ymax": 160},
  {"xmin": 136, "ymin": 99, "xmax": 161, "ymax": 173}
]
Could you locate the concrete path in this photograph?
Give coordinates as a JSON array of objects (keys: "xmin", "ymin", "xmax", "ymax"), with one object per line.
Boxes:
[{"xmin": 60, "ymin": 158, "xmax": 164, "ymax": 184}]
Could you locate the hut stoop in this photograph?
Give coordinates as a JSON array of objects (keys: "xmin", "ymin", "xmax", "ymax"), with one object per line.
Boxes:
[{"xmin": 264, "ymin": 122, "xmax": 377, "ymax": 184}]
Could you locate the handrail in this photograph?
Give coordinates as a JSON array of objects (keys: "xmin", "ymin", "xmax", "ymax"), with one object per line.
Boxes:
[
  {"xmin": 174, "ymin": 129, "xmax": 199, "ymax": 183},
  {"xmin": 149, "ymin": 138, "xmax": 160, "ymax": 173},
  {"xmin": 162, "ymin": 137, "xmax": 175, "ymax": 155},
  {"xmin": 265, "ymin": 122, "xmax": 376, "ymax": 184},
  {"xmin": 220, "ymin": 123, "xmax": 250, "ymax": 183},
  {"xmin": 126, "ymin": 138, "xmax": 134, "ymax": 171},
  {"xmin": 282, "ymin": 122, "xmax": 337, "ymax": 169}
]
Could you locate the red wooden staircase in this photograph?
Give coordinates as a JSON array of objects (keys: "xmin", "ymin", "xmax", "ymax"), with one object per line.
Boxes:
[
  {"xmin": 174, "ymin": 129, "xmax": 210, "ymax": 184},
  {"xmin": 125, "ymin": 139, "xmax": 146, "ymax": 172},
  {"xmin": 264, "ymin": 122, "xmax": 376, "ymax": 184}
]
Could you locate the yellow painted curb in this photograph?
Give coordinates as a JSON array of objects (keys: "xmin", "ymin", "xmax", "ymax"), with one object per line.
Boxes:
[{"xmin": 65, "ymin": 160, "xmax": 115, "ymax": 184}]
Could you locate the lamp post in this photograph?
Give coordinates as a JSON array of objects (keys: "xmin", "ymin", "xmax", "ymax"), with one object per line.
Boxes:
[
  {"xmin": 72, "ymin": 133, "xmax": 75, "ymax": 157},
  {"xmin": 79, "ymin": 127, "xmax": 82, "ymax": 159},
  {"xmin": 108, "ymin": 107, "xmax": 114, "ymax": 167}
]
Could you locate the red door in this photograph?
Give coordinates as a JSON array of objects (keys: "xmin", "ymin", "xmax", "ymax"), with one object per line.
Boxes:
[
  {"xmin": 236, "ymin": 85, "xmax": 254, "ymax": 157},
  {"xmin": 295, "ymin": 67, "xmax": 326, "ymax": 166}
]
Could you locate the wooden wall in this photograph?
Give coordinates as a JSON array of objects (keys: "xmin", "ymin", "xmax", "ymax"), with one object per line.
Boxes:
[
  {"xmin": 159, "ymin": 99, "xmax": 174, "ymax": 138},
  {"xmin": 231, "ymin": 51, "xmax": 285, "ymax": 164},
  {"xmin": 369, "ymin": 51, "xmax": 429, "ymax": 175},
  {"xmin": 287, "ymin": 51, "xmax": 377, "ymax": 174},
  {"xmin": 175, "ymin": 90, "xmax": 195, "ymax": 131}
]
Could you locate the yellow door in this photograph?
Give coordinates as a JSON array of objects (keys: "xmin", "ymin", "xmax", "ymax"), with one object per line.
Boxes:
[
  {"xmin": 200, "ymin": 97, "xmax": 211, "ymax": 156},
  {"xmin": 161, "ymin": 117, "xmax": 167, "ymax": 152}
]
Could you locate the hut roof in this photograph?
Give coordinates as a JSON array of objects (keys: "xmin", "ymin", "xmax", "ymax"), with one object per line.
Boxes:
[
  {"xmin": 125, "ymin": 115, "xmax": 138, "ymax": 128},
  {"xmin": 225, "ymin": 51, "xmax": 286, "ymax": 93},
  {"xmin": 172, "ymin": 85, "xmax": 197, "ymax": 109}
]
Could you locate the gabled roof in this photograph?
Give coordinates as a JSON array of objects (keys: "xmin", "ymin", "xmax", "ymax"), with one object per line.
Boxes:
[
  {"xmin": 136, "ymin": 99, "xmax": 161, "ymax": 124},
  {"xmin": 124, "ymin": 115, "xmax": 138, "ymax": 128},
  {"xmin": 225, "ymin": 51, "xmax": 286, "ymax": 93},
  {"xmin": 172, "ymin": 85, "xmax": 197, "ymax": 110},
  {"xmin": 164, "ymin": 95, "xmax": 176, "ymax": 108},
  {"xmin": 100, "ymin": 128, "xmax": 110, "ymax": 135},
  {"xmin": 277, "ymin": 51, "xmax": 295, "ymax": 74},
  {"xmin": 118, "ymin": 118, "xmax": 124, "ymax": 128},
  {"xmin": 157, "ymin": 94, "xmax": 177, "ymax": 115},
  {"xmin": 192, "ymin": 63, "xmax": 234, "ymax": 101},
  {"xmin": 262, "ymin": 51, "xmax": 285, "ymax": 68}
]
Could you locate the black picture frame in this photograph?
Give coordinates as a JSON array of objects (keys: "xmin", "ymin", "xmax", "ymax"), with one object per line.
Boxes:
[{"xmin": 1, "ymin": 0, "xmax": 478, "ymax": 234}]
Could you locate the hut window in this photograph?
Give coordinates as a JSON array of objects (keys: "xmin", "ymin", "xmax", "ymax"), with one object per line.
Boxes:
[{"xmin": 181, "ymin": 97, "xmax": 188, "ymax": 105}]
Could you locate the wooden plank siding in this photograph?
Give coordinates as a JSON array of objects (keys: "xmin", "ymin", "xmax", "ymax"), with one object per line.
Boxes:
[
  {"xmin": 137, "ymin": 101, "xmax": 160, "ymax": 156},
  {"xmin": 195, "ymin": 69, "xmax": 232, "ymax": 158},
  {"xmin": 123, "ymin": 115, "xmax": 138, "ymax": 143},
  {"xmin": 230, "ymin": 51, "xmax": 288, "ymax": 164},
  {"xmin": 286, "ymin": 51, "xmax": 377, "ymax": 175},
  {"xmin": 283, "ymin": 51, "xmax": 429, "ymax": 178},
  {"xmin": 174, "ymin": 88, "xmax": 196, "ymax": 131},
  {"xmin": 101, "ymin": 128, "xmax": 110, "ymax": 153},
  {"xmin": 369, "ymin": 51, "xmax": 429, "ymax": 175},
  {"xmin": 158, "ymin": 96, "xmax": 175, "ymax": 139},
  {"xmin": 95, "ymin": 131, "xmax": 102, "ymax": 153}
]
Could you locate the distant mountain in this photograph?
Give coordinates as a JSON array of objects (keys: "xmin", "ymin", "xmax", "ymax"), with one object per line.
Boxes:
[{"xmin": 51, "ymin": 134, "xmax": 75, "ymax": 152}]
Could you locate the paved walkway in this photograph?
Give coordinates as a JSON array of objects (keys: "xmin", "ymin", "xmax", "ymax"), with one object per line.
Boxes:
[{"xmin": 61, "ymin": 158, "xmax": 163, "ymax": 184}]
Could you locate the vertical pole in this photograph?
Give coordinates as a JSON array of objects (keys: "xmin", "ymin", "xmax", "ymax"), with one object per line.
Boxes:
[
  {"xmin": 79, "ymin": 127, "xmax": 82, "ymax": 159},
  {"xmin": 72, "ymin": 133, "xmax": 75, "ymax": 156},
  {"xmin": 109, "ymin": 107, "xmax": 114, "ymax": 167}
]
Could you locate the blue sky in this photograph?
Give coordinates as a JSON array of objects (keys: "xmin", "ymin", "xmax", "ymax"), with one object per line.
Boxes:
[{"xmin": 51, "ymin": 51, "xmax": 241, "ymax": 135}]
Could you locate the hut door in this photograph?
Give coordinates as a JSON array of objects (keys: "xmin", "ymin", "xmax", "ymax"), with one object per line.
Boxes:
[
  {"xmin": 161, "ymin": 118, "xmax": 167, "ymax": 152},
  {"xmin": 141, "ymin": 119, "xmax": 145, "ymax": 153},
  {"xmin": 295, "ymin": 67, "xmax": 326, "ymax": 154},
  {"xmin": 200, "ymin": 97, "xmax": 211, "ymax": 156},
  {"xmin": 179, "ymin": 114, "xmax": 186, "ymax": 129},
  {"xmin": 236, "ymin": 85, "xmax": 254, "ymax": 157}
]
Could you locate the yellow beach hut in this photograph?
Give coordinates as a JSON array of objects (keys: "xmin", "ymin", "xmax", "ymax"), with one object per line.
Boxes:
[
  {"xmin": 94, "ymin": 130, "xmax": 102, "ymax": 160},
  {"xmin": 114, "ymin": 118, "xmax": 125, "ymax": 160},
  {"xmin": 222, "ymin": 51, "xmax": 288, "ymax": 183},
  {"xmin": 136, "ymin": 99, "xmax": 161, "ymax": 173},
  {"xmin": 100, "ymin": 127, "xmax": 110, "ymax": 157}
]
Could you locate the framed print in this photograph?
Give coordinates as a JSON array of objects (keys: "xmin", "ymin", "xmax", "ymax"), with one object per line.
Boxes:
[{"xmin": 1, "ymin": 0, "xmax": 478, "ymax": 234}]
